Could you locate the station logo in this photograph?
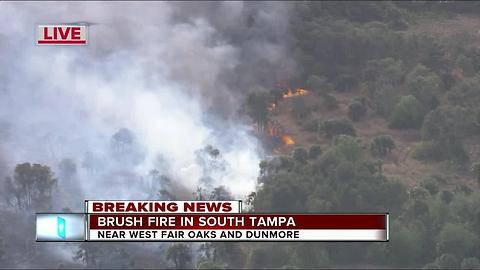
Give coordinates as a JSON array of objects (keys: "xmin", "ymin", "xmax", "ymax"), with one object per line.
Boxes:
[{"xmin": 57, "ymin": 216, "xmax": 66, "ymax": 239}]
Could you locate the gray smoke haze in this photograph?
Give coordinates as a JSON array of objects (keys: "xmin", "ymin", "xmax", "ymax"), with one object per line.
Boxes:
[{"xmin": 0, "ymin": 2, "xmax": 294, "ymax": 204}]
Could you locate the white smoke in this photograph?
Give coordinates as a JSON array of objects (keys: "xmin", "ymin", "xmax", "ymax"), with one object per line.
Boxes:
[{"xmin": 0, "ymin": 2, "xmax": 296, "ymax": 201}]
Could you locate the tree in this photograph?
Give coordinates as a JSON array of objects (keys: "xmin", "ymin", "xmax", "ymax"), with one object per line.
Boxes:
[
  {"xmin": 440, "ymin": 190, "xmax": 454, "ymax": 204},
  {"xmin": 111, "ymin": 128, "xmax": 134, "ymax": 153},
  {"xmin": 74, "ymin": 243, "xmax": 102, "ymax": 268},
  {"xmin": 387, "ymin": 224, "xmax": 424, "ymax": 266},
  {"xmin": 348, "ymin": 101, "xmax": 367, "ymax": 122},
  {"xmin": 319, "ymin": 119, "xmax": 356, "ymax": 139},
  {"xmin": 292, "ymin": 148, "xmax": 308, "ymax": 163},
  {"xmin": 329, "ymin": 135, "xmax": 362, "ymax": 162},
  {"xmin": 322, "ymin": 94, "xmax": 339, "ymax": 110},
  {"xmin": 370, "ymin": 135, "xmax": 395, "ymax": 157},
  {"xmin": 166, "ymin": 243, "xmax": 192, "ymax": 269},
  {"xmin": 308, "ymin": 145, "xmax": 322, "ymax": 159},
  {"xmin": 254, "ymin": 171, "xmax": 309, "ymax": 213},
  {"xmin": 210, "ymin": 186, "xmax": 233, "ymax": 201},
  {"xmin": 81, "ymin": 151, "xmax": 103, "ymax": 174},
  {"xmin": 58, "ymin": 158, "xmax": 76, "ymax": 182},
  {"xmin": 363, "ymin": 57, "xmax": 404, "ymax": 116},
  {"xmin": 5, "ymin": 163, "xmax": 57, "ymax": 210},
  {"xmin": 421, "ymin": 178, "xmax": 439, "ymax": 196},
  {"xmin": 389, "ymin": 95, "xmax": 424, "ymax": 129},
  {"xmin": 405, "ymin": 64, "xmax": 442, "ymax": 110},
  {"xmin": 420, "ymin": 105, "xmax": 472, "ymax": 164},
  {"xmin": 422, "ymin": 105, "xmax": 477, "ymax": 142},
  {"xmin": 244, "ymin": 92, "xmax": 270, "ymax": 131},
  {"xmin": 437, "ymin": 223, "xmax": 478, "ymax": 258},
  {"xmin": 335, "ymin": 161, "xmax": 356, "ymax": 181}
]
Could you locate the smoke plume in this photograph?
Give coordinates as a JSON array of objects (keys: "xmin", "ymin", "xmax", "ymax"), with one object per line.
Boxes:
[{"xmin": 0, "ymin": 2, "xmax": 293, "ymax": 204}]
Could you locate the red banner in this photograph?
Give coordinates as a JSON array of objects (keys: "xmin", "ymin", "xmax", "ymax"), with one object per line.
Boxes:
[{"xmin": 89, "ymin": 214, "xmax": 386, "ymax": 230}]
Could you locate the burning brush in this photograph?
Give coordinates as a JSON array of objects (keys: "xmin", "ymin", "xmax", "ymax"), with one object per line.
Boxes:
[
  {"xmin": 266, "ymin": 120, "xmax": 295, "ymax": 146},
  {"xmin": 282, "ymin": 88, "xmax": 309, "ymax": 98}
]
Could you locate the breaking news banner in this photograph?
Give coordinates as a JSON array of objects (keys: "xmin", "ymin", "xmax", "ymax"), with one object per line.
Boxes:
[
  {"xmin": 85, "ymin": 200, "xmax": 242, "ymax": 214},
  {"xmin": 36, "ymin": 201, "xmax": 389, "ymax": 242}
]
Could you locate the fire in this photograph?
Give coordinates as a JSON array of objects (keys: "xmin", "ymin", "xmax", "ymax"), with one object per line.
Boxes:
[
  {"xmin": 281, "ymin": 135, "xmax": 295, "ymax": 145},
  {"xmin": 282, "ymin": 88, "xmax": 309, "ymax": 99},
  {"xmin": 267, "ymin": 103, "xmax": 276, "ymax": 112},
  {"xmin": 266, "ymin": 120, "xmax": 295, "ymax": 146}
]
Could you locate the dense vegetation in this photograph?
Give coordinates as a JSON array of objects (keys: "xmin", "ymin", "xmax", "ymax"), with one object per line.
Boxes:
[
  {"xmin": 240, "ymin": 1, "xmax": 480, "ymax": 269},
  {"xmin": 3, "ymin": 1, "xmax": 480, "ymax": 269}
]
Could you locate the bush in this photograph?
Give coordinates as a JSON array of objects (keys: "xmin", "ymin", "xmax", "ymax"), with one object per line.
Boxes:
[
  {"xmin": 440, "ymin": 190, "xmax": 454, "ymax": 204},
  {"xmin": 348, "ymin": 101, "xmax": 367, "ymax": 122},
  {"xmin": 370, "ymin": 135, "xmax": 395, "ymax": 157},
  {"xmin": 308, "ymin": 145, "xmax": 322, "ymax": 159},
  {"xmin": 292, "ymin": 148, "xmax": 308, "ymax": 163},
  {"xmin": 320, "ymin": 119, "xmax": 356, "ymax": 139},
  {"xmin": 322, "ymin": 94, "xmax": 339, "ymax": 110},
  {"xmin": 330, "ymin": 135, "xmax": 362, "ymax": 162},
  {"xmin": 306, "ymin": 75, "xmax": 332, "ymax": 94},
  {"xmin": 437, "ymin": 223, "xmax": 478, "ymax": 257},
  {"xmin": 421, "ymin": 178, "xmax": 439, "ymax": 195},
  {"xmin": 413, "ymin": 139, "xmax": 469, "ymax": 165},
  {"xmin": 334, "ymin": 74, "xmax": 358, "ymax": 92},
  {"xmin": 389, "ymin": 95, "xmax": 425, "ymax": 129},
  {"xmin": 405, "ymin": 64, "xmax": 442, "ymax": 110},
  {"xmin": 335, "ymin": 161, "xmax": 356, "ymax": 181}
]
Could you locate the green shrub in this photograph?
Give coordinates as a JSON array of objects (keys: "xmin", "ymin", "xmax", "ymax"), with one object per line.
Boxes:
[
  {"xmin": 330, "ymin": 135, "xmax": 362, "ymax": 162},
  {"xmin": 389, "ymin": 95, "xmax": 425, "ymax": 129},
  {"xmin": 348, "ymin": 101, "xmax": 367, "ymax": 122},
  {"xmin": 320, "ymin": 119, "xmax": 356, "ymax": 139},
  {"xmin": 292, "ymin": 148, "xmax": 308, "ymax": 163},
  {"xmin": 370, "ymin": 135, "xmax": 395, "ymax": 157},
  {"xmin": 322, "ymin": 94, "xmax": 339, "ymax": 110},
  {"xmin": 308, "ymin": 145, "xmax": 322, "ymax": 159}
]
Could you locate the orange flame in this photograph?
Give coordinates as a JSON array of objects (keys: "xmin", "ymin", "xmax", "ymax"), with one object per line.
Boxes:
[
  {"xmin": 282, "ymin": 88, "xmax": 309, "ymax": 99},
  {"xmin": 281, "ymin": 135, "xmax": 295, "ymax": 145}
]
